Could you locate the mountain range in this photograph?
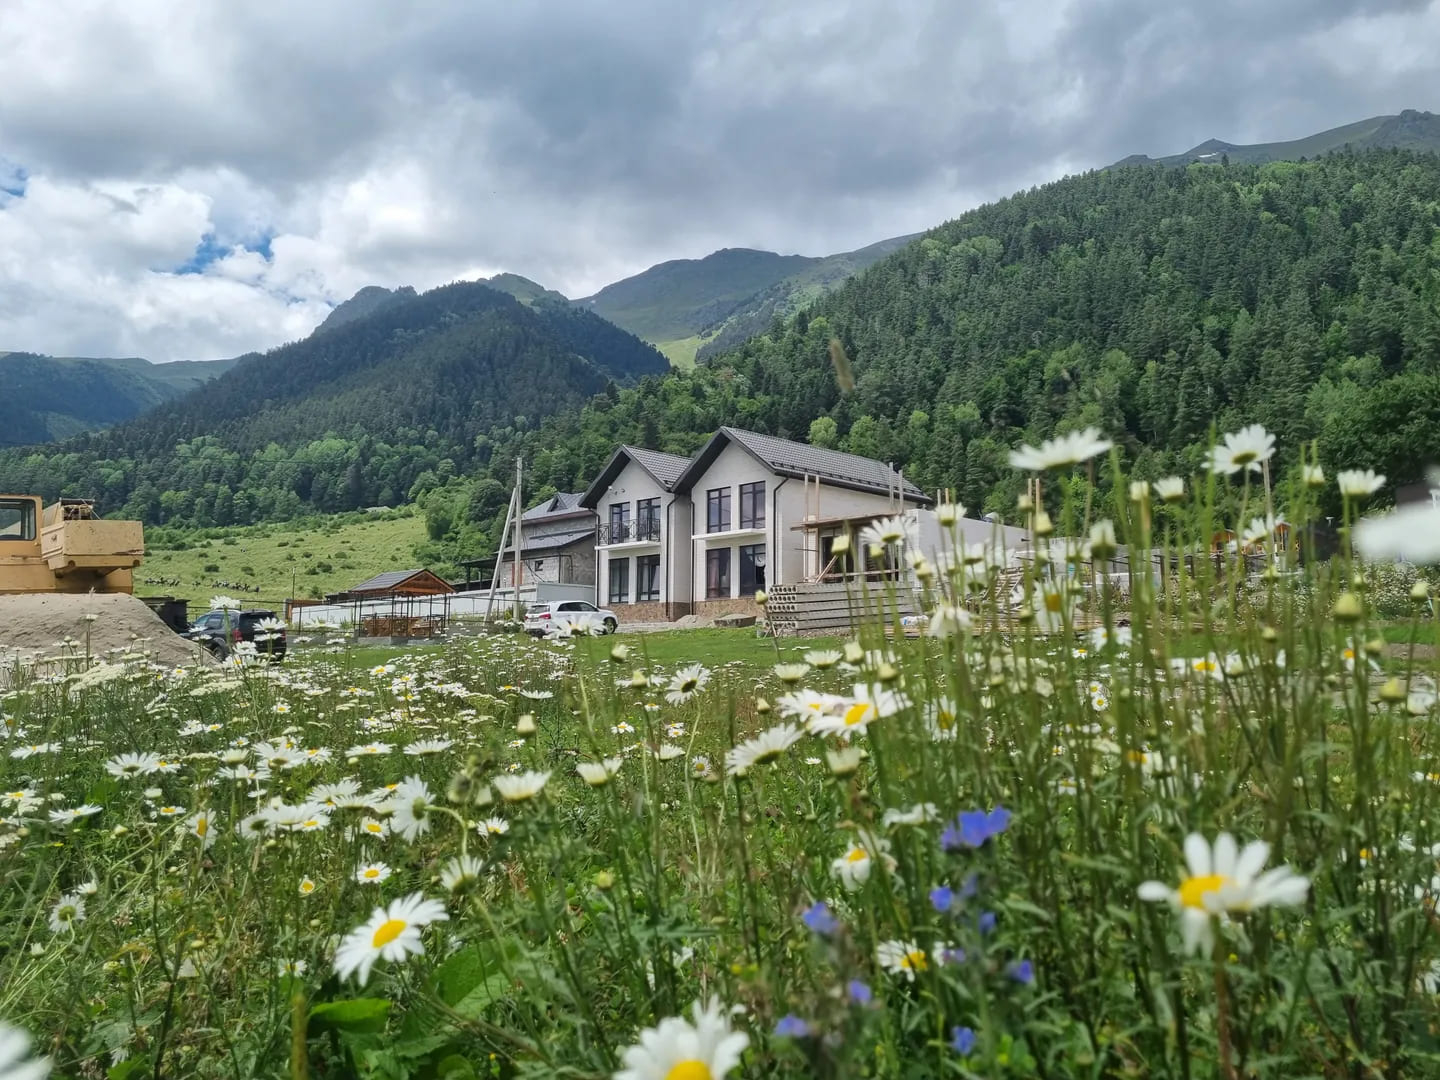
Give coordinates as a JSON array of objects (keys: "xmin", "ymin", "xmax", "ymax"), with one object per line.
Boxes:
[
  {"xmin": 0, "ymin": 352, "xmax": 237, "ymax": 445},
  {"xmin": 1111, "ymin": 108, "xmax": 1440, "ymax": 168},
  {"xmin": 4, "ymin": 108, "xmax": 1440, "ymax": 489}
]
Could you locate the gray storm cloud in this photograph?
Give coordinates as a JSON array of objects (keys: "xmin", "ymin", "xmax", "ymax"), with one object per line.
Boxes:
[{"xmin": 0, "ymin": 0, "xmax": 1434, "ymax": 360}]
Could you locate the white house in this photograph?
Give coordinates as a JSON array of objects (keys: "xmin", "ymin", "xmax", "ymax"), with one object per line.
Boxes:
[
  {"xmin": 582, "ymin": 428, "xmax": 931, "ymax": 621},
  {"xmin": 580, "ymin": 446, "xmax": 694, "ymax": 621}
]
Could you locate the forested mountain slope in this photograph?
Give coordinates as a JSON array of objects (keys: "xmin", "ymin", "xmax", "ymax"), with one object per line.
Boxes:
[
  {"xmin": 435, "ymin": 150, "xmax": 1440, "ymax": 546},
  {"xmin": 0, "ymin": 352, "xmax": 236, "ymax": 445},
  {"xmin": 0, "ymin": 280, "xmax": 665, "ymax": 523}
]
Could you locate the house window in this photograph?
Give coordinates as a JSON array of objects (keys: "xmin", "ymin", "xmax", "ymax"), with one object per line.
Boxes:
[
  {"xmin": 636, "ymin": 554, "xmax": 661, "ymax": 601},
  {"xmin": 608, "ymin": 557, "xmax": 630, "ymax": 604},
  {"xmin": 0, "ymin": 499, "xmax": 36, "ymax": 541},
  {"xmin": 706, "ymin": 488, "xmax": 731, "ymax": 533},
  {"xmin": 739, "ymin": 481, "xmax": 765, "ymax": 529},
  {"xmin": 608, "ymin": 501, "xmax": 630, "ymax": 543},
  {"xmin": 739, "ymin": 544, "xmax": 767, "ymax": 595},
  {"xmin": 705, "ymin": 548, "xmax": 731, "ymax": 598},
  {"xmin": 636, "ymin": 497, "xmax": 661, "ymax": 542}
]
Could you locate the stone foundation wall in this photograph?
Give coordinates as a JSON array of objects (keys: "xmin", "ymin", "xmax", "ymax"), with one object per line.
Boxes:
[
  {"xmin": 693, "ymin": 597, "xmax": 763, "ymax": 621},
  {"xmin": 610, "ymin": 600, "xmax": 692, "ymax": 624}
]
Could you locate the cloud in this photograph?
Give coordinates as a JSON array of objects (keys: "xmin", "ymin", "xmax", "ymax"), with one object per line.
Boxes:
[{"xmin": 0, "ymin": 0, "xmax": 1436, "ymax": 360}]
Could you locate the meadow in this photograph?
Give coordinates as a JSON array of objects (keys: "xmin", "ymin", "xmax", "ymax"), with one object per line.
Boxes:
[
  {"xmin": 137, "ymin": 512, "xmax": 427, "ymax": 611},
  {"xmin": 5, "ymin": 425, "xmax": 1440, "ymax": 1079}
]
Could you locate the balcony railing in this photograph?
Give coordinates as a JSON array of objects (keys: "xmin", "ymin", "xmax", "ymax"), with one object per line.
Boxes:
[{"xmin": 599, "ymin": 520, "xmax": 661, "ymax": 544}]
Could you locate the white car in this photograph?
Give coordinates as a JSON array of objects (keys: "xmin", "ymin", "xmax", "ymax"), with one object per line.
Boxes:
[{"xmin": 523, "ymin": 600, "xmax": 618, "ymax": 636}]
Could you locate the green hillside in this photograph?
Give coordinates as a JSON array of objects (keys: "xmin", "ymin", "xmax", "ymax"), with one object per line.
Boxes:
[
  {"xmin": 0, "ymin": 280, "xmax": 666, "ymax": 531},
  {"xmin": 137, "ymin": 512, "xmax": 428, "ymax": 610},
  {"xmin": 0, "ymin": 352, "xmax": 236, "ymax": 445},
  {"xmin": 580, "ymin": 238, "xmax": 920, "ymax": 367},
  {"xmin": 1113, "ymin": 108, "xmax": 1440, "ymax": 168},
  {"xmin": 416, "ymin": 148, "xmax": 1440, "ymax": 560},
  {"xmin": 578, "ymin": 247, "xmax": 817, "ymax": 345},
  {"xmin": 693, "ymin": 233, "xmax": 919, "ymax": 362}
]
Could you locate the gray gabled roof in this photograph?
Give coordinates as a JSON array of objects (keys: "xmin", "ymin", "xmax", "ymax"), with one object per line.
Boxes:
[
  {"xmin": 675, "ymin": 426, "xmax": 931, "ymax": 503},
  {"xmin": 521, "ymin": 492, "xmax": 588, "ymax": 521},
  {"xmin": 503, "ymin": 525, "xmax": 596, "ymax": 556},
  {"xmin": 579, "ymin": 444, "xmax": 693, "ymax": 507}
]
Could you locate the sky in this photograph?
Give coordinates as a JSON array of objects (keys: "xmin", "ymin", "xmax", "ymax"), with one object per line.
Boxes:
[{"xmin": 0, "ymin": 0, "xmax": 1436, "ymax": 363}]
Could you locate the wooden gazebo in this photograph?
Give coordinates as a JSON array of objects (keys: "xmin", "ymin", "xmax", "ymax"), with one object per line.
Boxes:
[{"xmin": 339, "ymin": 569, "xmax": 454, "ymax": 638}]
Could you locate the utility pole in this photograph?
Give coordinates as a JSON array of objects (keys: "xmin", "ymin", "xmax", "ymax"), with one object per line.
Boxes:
[{"xmin": 512, "ymin": 457, "xmax": 523, "ymax": 622}]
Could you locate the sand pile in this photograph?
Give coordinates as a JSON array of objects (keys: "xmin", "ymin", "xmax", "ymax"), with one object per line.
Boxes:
[{"xmin": 0, "ymin": 593, "xmax": 215, "ymax": 674}]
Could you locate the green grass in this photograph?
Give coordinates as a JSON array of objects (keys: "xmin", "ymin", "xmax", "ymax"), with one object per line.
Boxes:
[
  {"xmin": 137, "ymin": 512, "xmax": 427, "ymax": 611},
  {"xmin": 653, "ymin": 335, "xmax": 708, "ymax": 369}
]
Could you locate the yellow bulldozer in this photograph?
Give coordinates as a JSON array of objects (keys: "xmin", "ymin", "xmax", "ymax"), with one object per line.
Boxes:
[{"xmin": 0, "ymin": 494, "xmax": 144, "ymax": 594}]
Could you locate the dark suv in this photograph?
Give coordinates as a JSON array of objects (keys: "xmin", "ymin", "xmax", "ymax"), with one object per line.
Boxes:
[{"xmin": 184, "ymin": 609, "xmax": 287, "ymax": 661}]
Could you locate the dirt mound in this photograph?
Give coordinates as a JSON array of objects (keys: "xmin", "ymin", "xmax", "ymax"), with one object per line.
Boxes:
[{"xmin": 0, "ymin": 593, "xmax": 214, "ymax": 674}]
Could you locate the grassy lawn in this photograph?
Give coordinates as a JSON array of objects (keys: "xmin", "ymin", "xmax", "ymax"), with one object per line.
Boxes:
[
  {"xmin": 304, "ymin": 627, "xmax": 845, "ymax": 674},
  {"xmin": 136, "ymin": 512, "xmax": 427, "ymax": 611}
]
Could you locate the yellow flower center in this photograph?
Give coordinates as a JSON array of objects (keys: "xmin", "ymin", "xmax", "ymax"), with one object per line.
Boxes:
[
  {"xmin": 843, "ymin": 703, "xmax": 872, "ymax": 727},
  {"xmin": 937, "ymin": 711, "xmax": 955, "ymax": 730},
  {"xmin": 1178, "ymin": 873, "xmax": 1232, "ymax": 910},
  {"xmin": 664, "ymin": 1062, "xmax": 713, "ymax": 1080},
  {"xmin": 1044, "ymin": 591, "xmax": 1063, "ymax": 613},
  {"xmin": 366, "ymin": 823, "xmax": 382, "ymax": 833},
  {"xmin": 363, "ymin": 869, "xmax": 380, "ymax": 879},
  {"xmin": 300, "ymin": 882, "xmax": 314, "ymax": 893},
  {"xmin": 195, "ymin": 819, "xmax": 208, "ymax": 837},
  {"xmin": 845, "ymin": 847, "xmax": 868, "ymax": 863},
  {"xmin": 371, "ymin": 918, "xmax": 407, "ymax": 947},
  {"xmin": 902, "ymin": 949, "xmax": 929, "ymax": 972}
]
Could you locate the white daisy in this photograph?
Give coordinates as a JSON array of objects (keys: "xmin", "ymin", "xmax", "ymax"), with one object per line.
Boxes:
[
  {"xmin": 440, "ymin": 854, "xmax": 485, "ymax": 892},
  {"xmin": 614, "ymin": 997, "xmax": 749, "ymax": 1080},
  {"xmin": 1206, "ymin": 424, "xmax": 1275, "ymax": 475},
  {"xmin": 477, "ymin": 816, "xmax": 510, "ymax": 837},
  {"xmin": 576, "ymin": 758, "xmax": 625, "ymax": 786},
  {"xmin": 724, "ymin": 723, "xmax": 806, "ymax": 777},
  {"xmin": 1137, "ymin": 832, "xmax": 1309, "ymax": 955},
  {"xmin": 333, "ymin": 892, "xmax": 449, "ymax": 985},
  {"xmin": 1337, "ymin": 469, "xmax": 1385, "ymax": 498},
  {"xmin": 492, "ymin": 771, "xmax": 550, "ymax": 803},
  {"xmin": 387, "ymin": 776, "xmax": 433, "ymax": 842},
  {"xmin": 0, "ymin": 1020, "xmax": 50, "ymax": 1080},
  {"xmin": 1008, "ymin": 427, "xmax": 1113, "ymax": 471},
  {"xmin": 876, "ymin": 939, "xmax": 931, "ymax": 981},
  {"xmin": 104, "ymin": 752, "xmax": 162, "ymax": 779},
  {"xmin": 664, "ymin": 664, "xmax": 711, "ymax": 705},
  {"xmin": 807, "ymin": 685, "xmax": 907, "ymax": 739},
  {"xmin": 403, "ymin": 738, "xmax": 453, "ymax": 757},
  {"xmin": 1152, "ymin": 476, "xmax": 1185, "ymax": 503},
  {"xmin": 355, "ymin": 862, "xmax": 392, "ymax": 886},
  {"xmin": 48, "ymin": 892, "xmax": 86, "ymax": 934},
  {"xmin": 830, "ymin": 831, "xmax": 893, "ymax": 891},
  {"xmin": 882, "ymin": 803, "xmax": 939, "ymax": 828}
]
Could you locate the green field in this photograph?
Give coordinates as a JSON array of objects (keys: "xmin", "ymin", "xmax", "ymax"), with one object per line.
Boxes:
[{"xmin": 136, "ymin": 511, "xmax": 428, "ymax": 612}]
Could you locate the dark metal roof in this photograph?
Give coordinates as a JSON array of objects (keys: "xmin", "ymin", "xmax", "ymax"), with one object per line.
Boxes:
[
  {"xmin": 346, "ymin": 568, "xmax": 454, "ymax": 595},
  {"xmin": 502, "ymin": 525, "xmax": 596, "ymax": 556},
  {"xmin": 579, "ymin": 444, "xmax": 693, "ymax": 507},
  {"xmin": 674, "ymin": 427, "xmax": 931, "ymax": 503},
  {"xmin": 520, "ymin": 492, "xmax": 590, "ymax": 522}
]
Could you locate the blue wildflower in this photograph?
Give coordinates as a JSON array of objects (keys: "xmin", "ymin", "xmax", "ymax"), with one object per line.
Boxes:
[
  {"xmin": 847, "ymin": 978, "xmax": 873, "ymax": 1005},
  {"xmin": 977, "ymin": 910, "xmax": 997, "ymax": 935},
  {"xmin": 801, "ymin": 900, "xmax": 840, "ymax": 936},
  {"xmin": 774, "ymin": 1014, "xmax": 812, "ymax": 1038},
  {"xmin": 941, "ymin": 806, "xmax": 1011, "ymax": 851},
  {"xmin": 1008, "ymin": 958, "xmax": 1035, "ymax": 985},
  {"xmin": 930, "ymin": 885, "xmax": 956, "ymax": 913},
  {"xmin": 950, "ymin": 1026, "xmax": 977, "ymax": 1056}
]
